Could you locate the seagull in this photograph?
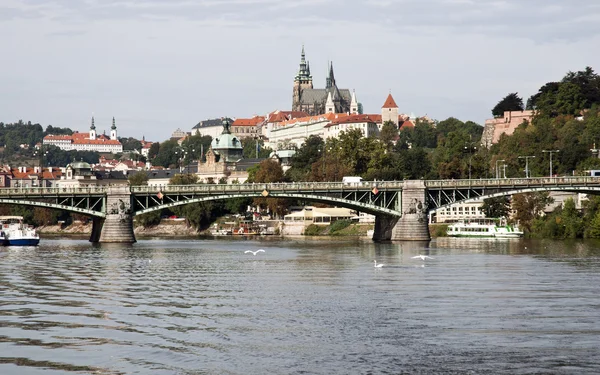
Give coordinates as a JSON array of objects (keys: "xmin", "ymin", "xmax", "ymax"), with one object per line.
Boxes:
[
  {"xmin": 245, "ymin": 249, "xmax": 265, "ymax": 256},
  {"xmin": 373, "ymin": 260, "xmax": 385, "ymax": 268},
  {"xmin": 412, "ymin": 255, "xmax": 434, "ymax": 260}
]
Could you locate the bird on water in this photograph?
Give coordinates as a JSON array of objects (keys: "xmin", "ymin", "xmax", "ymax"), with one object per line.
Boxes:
[
  {"xmin": 373, "ymin": 260, "xmax": 385, "ymax": 268},
  {"xmin": 412, "ymin": 255, "xmax": 434, "ymax": 260},
  {"xmin": 245, "ymin": 249, "xmax": 265, "ymax": 256}
]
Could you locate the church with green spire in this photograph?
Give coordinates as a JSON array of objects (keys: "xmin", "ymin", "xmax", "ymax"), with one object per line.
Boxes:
[{"xmin": 292, "ymin": 46, "xmax": 356, "ymax": 115}]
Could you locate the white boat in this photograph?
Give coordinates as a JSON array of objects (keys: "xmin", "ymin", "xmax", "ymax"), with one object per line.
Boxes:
[
  {"xmin": 446, "ymin": 219, "xmax": 523, "ymax": 238},
  {"xmin": 0, "ymin": 216, "xmax": 40, "ymax": 246}
]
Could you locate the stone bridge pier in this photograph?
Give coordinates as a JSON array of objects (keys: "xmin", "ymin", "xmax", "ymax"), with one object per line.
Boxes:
[
  {"xmin": 90, "ymin": 186, "xmax": 136, "ymax": 243},
  {"xmin": 373, "ymin": 180, "xmax": 430, "ymax": 241}
]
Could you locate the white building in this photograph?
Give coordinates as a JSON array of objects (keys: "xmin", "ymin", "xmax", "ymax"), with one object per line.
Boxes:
[
  {"xmin": 324, "ymin": 114, "xmax": 380, "ymax": 139},
  {"xmin": 267, "ymin": 112, "xmax": 344, "ymax": 149},
  {"xmin": 431, "ymin": 200, "xmax": 486, "ymax": 224},
  {"xmin": 43, "ymin": 117, "xmax": 123, "ymax": 154},
  {"xmin": 192, "ymin": 118, "xmax": 234, "ymax": 139}
]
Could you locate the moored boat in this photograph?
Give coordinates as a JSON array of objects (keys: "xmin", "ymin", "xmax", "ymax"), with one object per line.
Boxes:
[
  {"xmin": 446, "ymin": 219, "xmax": 523, "ymax": 238},
  {"xmin": 1, "ymin": 216, "xmax": 40, "ymax": 246}
]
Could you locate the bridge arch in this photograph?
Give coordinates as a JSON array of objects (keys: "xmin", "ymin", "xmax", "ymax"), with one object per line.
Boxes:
[
  {"xmin": 0, "ymin": 198, "xmax": 105, "ymax": 218},
  {"xmin": 429, "ymin": 186, "xmax": 600, "ymax": 213},
  {"xmin": 134, "ymin": 192, "xmax": 402, "ymax": 217}
]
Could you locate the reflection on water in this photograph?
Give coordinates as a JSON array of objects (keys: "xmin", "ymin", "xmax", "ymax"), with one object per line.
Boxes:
[{"xmin": 1, "ymin": 238, "xmax": 600, "ymax": 374}]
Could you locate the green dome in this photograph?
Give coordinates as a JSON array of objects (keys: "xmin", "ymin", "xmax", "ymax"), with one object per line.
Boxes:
[{"xmin": 68, "ymin": 160, "xmax": 92, "ymax": 170}]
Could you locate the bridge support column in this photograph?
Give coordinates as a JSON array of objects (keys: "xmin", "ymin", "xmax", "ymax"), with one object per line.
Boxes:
[
  {"xmin": 375, "ymin": 180, "xmax": 430, "ymax": 241},
  {"xmin": 90, "ymin": 186, "xmax": 136, "ymax": 243}
]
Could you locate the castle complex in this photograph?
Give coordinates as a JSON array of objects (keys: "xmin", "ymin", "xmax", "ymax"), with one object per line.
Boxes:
[{"xmin": 291, "ymin": 46, "xmax": 357, "ymax": 116}]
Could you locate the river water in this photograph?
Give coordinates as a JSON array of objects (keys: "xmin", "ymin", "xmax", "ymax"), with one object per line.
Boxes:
[{"xmin": 1, "ymin": 237, "xmax": 600, "ymax": 374}]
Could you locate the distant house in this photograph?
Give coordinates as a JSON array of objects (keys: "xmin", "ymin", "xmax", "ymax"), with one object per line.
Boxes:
[{"xmin": 231, "ymin": 116, "xmax": 265, "ymax": 138}]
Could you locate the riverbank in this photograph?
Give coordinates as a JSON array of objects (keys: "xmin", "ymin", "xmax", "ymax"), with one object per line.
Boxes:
[
  {"xmin": 38, "ymin": 220, "xmax": 200, "ymax": 237},
  {"xmin": 37, "ymin": 220, "xmax": 375, "ymax": 238}
]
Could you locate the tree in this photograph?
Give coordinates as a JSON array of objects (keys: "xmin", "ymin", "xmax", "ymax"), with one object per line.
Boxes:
[
  {"xmin": 251, "ymin": 159, "xmax": 289, "ymax": 217},
  {"xmin": 170, "ymin": 173, "xmax": 199, "ymax": 185},
  {"xmin": 492, "ymin": 93, "xmax": 524, "ymax": 117},
  {"xmin": 253, "ymin": 159, "xmax": 284, "ymax": 183},
  {"xmin": 286, "ymin": 135, "xmax": 324, "ymax": 181},
  {"xmin": 128, "ymin": 171, "xmax": 149, "ymax": 186},
  {"xmin": 242, "ymin": 137, "xmax": 272, "ymax": 159},
  {"xmin": 148, "ymin": 142, "xmax": 160, "ymax": 161},
  {"xmin": 558, "ymin": 198, "xmax": 583, "ymax": 238},
  {"xmin": 119, "ymin": 137, "xmax": 142, "ymax": 152},
  {"xmin": 481, "ymin": 196, "xmax": 511, "ymax": 219},
  {"xmin": 511, "ymin": 192, "xmax": 554, "ymax": 232},
  {"xmin": 379, "ymin": 120, "xmax": 398, "ymax": 148}
]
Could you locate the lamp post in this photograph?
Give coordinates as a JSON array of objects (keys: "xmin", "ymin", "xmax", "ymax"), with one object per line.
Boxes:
[
  {"xmin": 464, "ymin": 142, "xmax": 477, "ymax": 180},
  {"xmin": 518, "ymin": 155, "xmax": 535, "ymax": 178},
  {"xmin": 495, "ymin": 159, "xmax": 505, "ymax": 179},
  {"xmin": 502, "ymin": 163, "xmax": 507, "ymax": 179},
  {"xmin": 542, "ymin": 150, "xmax": 560, "ymax": 177}
]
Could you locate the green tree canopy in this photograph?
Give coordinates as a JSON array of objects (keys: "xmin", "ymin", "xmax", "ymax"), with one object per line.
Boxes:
[{"xmin": 492, "ymin": 92, "xmax": 524, "ymax": 117}]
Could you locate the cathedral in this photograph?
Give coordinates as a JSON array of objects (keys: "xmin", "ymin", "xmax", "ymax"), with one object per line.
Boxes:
[{"xmin": 292, "ymin": 47, "xmax": 357, "ymax": 115}]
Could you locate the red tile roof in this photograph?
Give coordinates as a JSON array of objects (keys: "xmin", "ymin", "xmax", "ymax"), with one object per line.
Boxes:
[
  {"xmin": 232, "ymin": 116, "xmax": 265, "ymax": 127},
  {"xmin": 267, "ymin": 111, "xmax": 310, "ymax": 123},
  {"xmin": 400, "ymin": 120, "xmax": 415, "ymax": 129},
  {"xmin": 328, "ymin": 114, "xmax": 380, "ymax": 125},
  {"xmin": 382, "ymin": 94, "xmax": 398, "ymax": 109}
]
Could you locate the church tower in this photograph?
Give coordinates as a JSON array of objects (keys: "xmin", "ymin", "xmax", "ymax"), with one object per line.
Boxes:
[
  {"xmin": 110, "ymin": 117, "xmax": 117, "ymax": 140},
  {"xmin": 89, "ymin": 116, "xmax": 96, "ymax": 140},
  {"xmin": 292, "ymin": 45, "xmax": 313, "ymax": 111},
  {"xmin": 381, "ymin": 93, "xmax": 399, "ymax": 127}
]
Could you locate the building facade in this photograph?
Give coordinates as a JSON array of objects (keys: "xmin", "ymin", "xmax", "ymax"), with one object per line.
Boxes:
[{"xmin": 43, "ymin": 117, "xmax": 123, "ymax": 153}]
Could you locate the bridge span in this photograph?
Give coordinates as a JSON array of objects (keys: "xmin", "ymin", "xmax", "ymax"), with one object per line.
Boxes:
[{"xmin": 2, "ymin": 176, "xmax": 600, "ymax": 243}]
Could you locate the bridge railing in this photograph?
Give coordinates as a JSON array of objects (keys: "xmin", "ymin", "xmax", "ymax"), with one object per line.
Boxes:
[
  {"xmin": 0, "ymin": 186, "xmax": 107, "ymax": 195},
  {"xmin": 425, "ymin": 176, "xmax": 600, "ymax": 188},
  {"xmin": 130, "ymin": 181, "xmax": 403, "ymax": 193}
]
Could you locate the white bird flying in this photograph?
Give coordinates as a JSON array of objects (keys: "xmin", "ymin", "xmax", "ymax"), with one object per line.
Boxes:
[
  {"xmin": 245, "ymin": 249, "xmax": 265, "ymax": 256},
  {"xmin": 373, "ymin": 260, "xmax": 385, "ymax": 268},
  {"xmin": 412, "ymin": 255, "xmax": 434, "ymax": 260}
]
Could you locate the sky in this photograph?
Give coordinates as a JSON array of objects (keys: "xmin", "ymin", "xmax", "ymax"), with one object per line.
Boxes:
[{"xmin": 1, "ymin": 0, "xmax": 599, "ymax": 142}]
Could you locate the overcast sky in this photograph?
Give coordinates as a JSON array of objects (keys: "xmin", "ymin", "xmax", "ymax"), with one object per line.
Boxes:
[{"xmin": 1, "ymin": 0, "xmax": 599, "ymax": 141}]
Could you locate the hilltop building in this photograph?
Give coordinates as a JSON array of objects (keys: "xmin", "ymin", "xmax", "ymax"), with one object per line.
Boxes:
[
  {"xmin": 268, "ymin": 93, "xmax": 417, "ymax": 149},
  {"xmin": 291, "ymin": 46, "xmax": 356, "ymax": 116},
  {"xmin": 43, "ymin": 117, "xmax": 123, "ymax": 154},
  {"xmin": 481, "ymin": 110, "xmax": 534, "ymax": 148}
]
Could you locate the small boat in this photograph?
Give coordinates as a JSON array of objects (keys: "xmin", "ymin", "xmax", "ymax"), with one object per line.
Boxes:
[
  {"xmin": 1, "ymin": 216, "xmax": 40, "ymax": 246},
  {"xmin": 446, "ymin": 218, "xmax": 523, "ymax": 238}
]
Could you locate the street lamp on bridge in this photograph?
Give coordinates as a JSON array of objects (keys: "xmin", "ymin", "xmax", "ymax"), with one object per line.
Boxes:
[
  {"xmin": 495, "ymin": 159, "xmax": 505, "ymax": 179},
  {"xmin": 542, "ymin": 150, "xmax": 560, "ymax": 177},
  {"xmin": 518, "ymin": 155, "xmax": 535, "ymax": 178}
]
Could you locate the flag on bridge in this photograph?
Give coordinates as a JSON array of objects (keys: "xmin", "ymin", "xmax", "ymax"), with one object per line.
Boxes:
[
  {"xmin": 372, "ymin": 187, "xmax": 379, "ymax": 195},
  {"xmin": 157, "ymin": 191, "xmax": 164, "ymax": 200}
]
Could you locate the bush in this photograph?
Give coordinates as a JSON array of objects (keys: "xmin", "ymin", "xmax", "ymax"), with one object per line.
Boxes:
[
  {"xmin": 329, "ymin": 219, "xmax": 351, "ymax": 233},
  {"xmin": 304, "ymin": 224, "xmax": 322, "ymax": 236}
]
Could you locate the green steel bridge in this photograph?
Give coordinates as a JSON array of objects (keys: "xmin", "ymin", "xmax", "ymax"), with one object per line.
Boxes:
[{"xmin": 1, "ymin": 176, "xmax": 600, "ymax": 242}]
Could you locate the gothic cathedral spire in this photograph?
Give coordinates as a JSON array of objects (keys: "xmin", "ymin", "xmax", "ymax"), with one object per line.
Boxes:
[{"xmin": 326, "ymin": 62, "xmax": 336, "ymax": 89}]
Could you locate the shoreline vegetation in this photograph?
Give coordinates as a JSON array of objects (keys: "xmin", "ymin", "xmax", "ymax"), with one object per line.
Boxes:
[{"xmin": 36, "ymin": 220, "xmax": 375, "ymax": 238}]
